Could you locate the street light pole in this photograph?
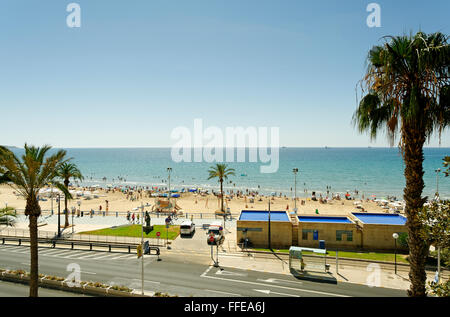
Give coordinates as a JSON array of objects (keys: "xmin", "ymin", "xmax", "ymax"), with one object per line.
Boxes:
[
  {"xmin": 293, "ymin": 168, "xmax": 298, "ymax": 214},
  {"xmin": 393, "ymin": 233, "xmax": 398, "ymax": 274},
  {"xmin": 5, "ymin": 202, "xmax": 8, "ymax": 227},
  {"xmin": 167, "ymin": 167, "xmax": 172, "ymax": 213},
  {"xmin": 140, "ymin": 203, "xmax": 144, "ymax": 296},
  {"xmin": 51, "ymin": 184, "xmax": 54, "ymax": 215},
  {"xmin": 435, "ymin": 168, "xmax": 441, "ymax": 201},
  {"xmin": 268, "ymin": 199, "xmax": 271, "ymax": 250},
  {"xmin": 57, "ymin": 193, "xmax": 61, "ymax": 238}
]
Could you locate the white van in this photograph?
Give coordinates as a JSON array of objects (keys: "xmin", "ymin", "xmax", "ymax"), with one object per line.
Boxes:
[
  {"xmin": 180, "ymin": 220, "xmax": 195, "ymax": 236},
  {"xmin": 207, "ymin": 221, "xmax": 224, "ymax": 245}
]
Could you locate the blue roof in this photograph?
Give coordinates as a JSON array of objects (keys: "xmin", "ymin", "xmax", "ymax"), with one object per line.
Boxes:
[
  {"xmin": 298, "ymin": 216, "xmax": 352, "ymax": 223},
  {"xmin": 239, "ymin": 210, "xmax": 289, "ymax": 222},
  {"xmin": 352, "ymin": 213, "xmax": 407, "ymax": 225}
]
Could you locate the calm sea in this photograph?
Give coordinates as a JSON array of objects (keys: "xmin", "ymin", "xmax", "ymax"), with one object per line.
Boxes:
[{"xmin": 9, "ymin": 147, "xmax": 450, "ymax": 200}]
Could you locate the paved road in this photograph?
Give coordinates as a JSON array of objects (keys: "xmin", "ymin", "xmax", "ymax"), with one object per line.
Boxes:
[
  {"xmin": 0, "ymin": 280, "xmax": 88, "ymax": 297},
  {"xmin": 0, "ymin": 245, "xmax": 405, "ymax": 297}
]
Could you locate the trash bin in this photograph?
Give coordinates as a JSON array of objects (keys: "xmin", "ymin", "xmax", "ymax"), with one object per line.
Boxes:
[{"xmin": 319, "ymin": 240, "xmax": 325, "ymax": 249}]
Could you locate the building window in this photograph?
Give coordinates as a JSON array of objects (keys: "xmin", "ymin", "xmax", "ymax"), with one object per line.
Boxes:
[
  {"xmin": 336, "ymin": 230, "xmax": 353, "ymax": 242},
  {"xmin": 302, "ymin": 229, "xmax": 313, "ymax": 240},
  {"xmin": 302, "ymin": 230, "xmax": 309, "ymax": 240}
]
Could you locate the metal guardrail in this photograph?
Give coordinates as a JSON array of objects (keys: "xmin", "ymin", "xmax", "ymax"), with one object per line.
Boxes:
[
  {"xmin": 0, "ymin": 227, "xmax": 166, "ymax": 247},
  {"xmin": 0, "ymin": 236, "xmax": 160, "ymax": 255}
]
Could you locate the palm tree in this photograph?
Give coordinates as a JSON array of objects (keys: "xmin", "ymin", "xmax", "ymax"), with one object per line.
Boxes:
[
  {"xmin": 208, "ymin": 164, "xmax": 235, "ymax": 227},
  {"xmin": 353, "ymin": 31, "xmax": 450, "ymax": 297},
  {"xmin": 0, "ymin": 206, "xmax": 16, "ymax": 226},
  {"xmin": 57, "ymin": 162, "xmax": 84, "ymax": 228},
  {"xmin": 0, "ymin": 144, "xmax": 69, "ymax": 297}
]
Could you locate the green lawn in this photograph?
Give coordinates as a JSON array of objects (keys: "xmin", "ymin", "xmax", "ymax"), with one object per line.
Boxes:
[
  {"xmin": 79, "ymin": 225, "xmax": 180, "ymax": 240},
  {"xmin": 254, "ymin": 248, "xmax": 409, "ymax": 264}
]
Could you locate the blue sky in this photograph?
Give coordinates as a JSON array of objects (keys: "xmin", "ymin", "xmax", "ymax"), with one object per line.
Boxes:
[{"xmin": 0, "ymin": 0, "xmax": 449, "ymax": 148}]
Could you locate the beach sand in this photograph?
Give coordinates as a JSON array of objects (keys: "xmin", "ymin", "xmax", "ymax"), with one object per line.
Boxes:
[{"xmin": 0, "ymin": 184, "xmax": 387, "ymax": 217}]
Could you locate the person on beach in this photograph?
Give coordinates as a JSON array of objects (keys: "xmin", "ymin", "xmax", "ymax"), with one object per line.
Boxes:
[{"xmin": 132, "ymin": 213, "xmax": 135, "ymax": 224}]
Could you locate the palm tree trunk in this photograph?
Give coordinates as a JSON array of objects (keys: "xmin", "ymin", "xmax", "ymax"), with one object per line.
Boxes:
[
  {"xmin": 403, "ymin": 124, "xmax": 428, "ymax": 297},
  {"xmin": 64, "ymin": 179, "xmax": 69, "ymax": 227},
  {"xmin": 25, "ymin": 196, "xmax": 41, "ymax": 297}
]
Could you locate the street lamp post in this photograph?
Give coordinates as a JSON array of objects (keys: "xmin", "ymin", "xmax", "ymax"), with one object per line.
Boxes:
[
  {"xmin": 51, "ymin": 184, "xmax": 54, "ymax": 215},
  {"xmin": 5, "ymin": 202, "xmax": 8, "ymax": 227},
  {"xmin": 293, "ymin": 168, "xmax": 298, "ymax": 214},
  {"xmin": 268, "ymin": 199, "xmax": 271, "ymax": 250},
  {"xmin": 140, "ymin": 203, "xmax": 144, "ymax": 295},
  {"xmin": 57, "ymin": 193, "xmax": 61, "ymax": 238},
  {"xmin": 393, "ymin": 233, "xmax": 398, "ymax": 274},
  {"xmin": 167, "ymin": 167, "xmax": 172, "ymax": 213},
  {"xmin": 435, "ymin": 168, "xmax": 441, "ymax": 201}
]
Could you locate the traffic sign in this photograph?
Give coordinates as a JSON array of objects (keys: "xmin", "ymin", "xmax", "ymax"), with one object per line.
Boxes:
[
  {"xmin": 156, "ymin": 232, "xmax": 160, "ymax": 237},
  {"xmin": 209, "ymin": 235, "xmax": 215, "ymax": 243}
]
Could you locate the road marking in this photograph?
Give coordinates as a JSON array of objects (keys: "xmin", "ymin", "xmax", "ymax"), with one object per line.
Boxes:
[
  {"xmin": 200, "ymin": 266, "xmax": 214, "ymax": 277},
  {"xmin": 109, "ymin": 254, "xmax": 136, "ymax": 260},
  {"xmin": 60, "ymin": 251, "xmax": 91, "ymax": 259},
  {"xmin": 200, "ymin": 267, "xmax": 349, "ymax": 297},
  {"xmin": 38, "ymin": 249, "xmax": 70, "ymax": 256},
  {"xmin": 215, "ymin": 270, "xmax": 247, "ymax": 277},
  {"xmin": 90, "ymin": 253, "xmax": 119, "ymax": 260},
  {"xmin": 40, "ymin": 250, "xmax": 73, "ymax": 257},
  {"xmin": 132, "ymin": 279, "xmax": 160, "ymax": 285},
  {"xmin": 77, "ymin": 252, "xmax": 106, "ymax": 259},
  {"xmin": 257, "ymin": 278, "xmax": 303, "ymax": 285},
  {"xmin": 204, "ymin": 289, "xmax": 241, "ymax": 297},
  {"xmin": 254, "ymin": 289, "xmax": 300, "ymax": 297},
  {"xmin": 0, "ymin": 246, "xmax": 26, "ymax": 252}
]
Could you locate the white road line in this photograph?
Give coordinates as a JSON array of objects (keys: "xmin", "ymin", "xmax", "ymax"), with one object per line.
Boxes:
[
  {"xmin": 90, "ymin": 253, "xmax": 119, "ymax": 260},
  {"xmin": 0, "ymin": 246, "xmax": 27, "ymax": 252},
  {"xmin": 37, "ymin": 249, "xmax": 69, "ymax": 255},
  {"xmin": 59, "ymin": 251, "xmax": 91, "ymax": 259},
  {"xmin": 109, "ymin": 254, "xmax": 135, "ymax": 260},
  {"xmin": 200, "ymin": 266, "xmax": 214, "ymax": 277},
  {"xmin": 77, "ymin": 252, "xmax": 106, "ymax": 259},
  {"xmin": 41, "ymin": 250, "xmax": 74, "ymax": 257},
  {"xmin": 204, "ymin": 289, "xmax": 241, "ymax": 297},
  {"xmin": 200, "ymin": 267, "xmax": 349, "ymax": 297}
]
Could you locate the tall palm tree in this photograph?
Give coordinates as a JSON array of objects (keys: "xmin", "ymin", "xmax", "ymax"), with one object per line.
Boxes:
[
  {"xmin": 353, "ymin": 31, "xmax": 450, "ymax": 297},
  {"xmin": 208, "ymin": 163, "xmax": 235, "ymax": 227},
  {"xmin": 0, "ymin": 144, "xmax": 69, "ymax": 297},
  {"xmin": 57, "ymin": 162, "xmax": 84, "ymax": 228}
]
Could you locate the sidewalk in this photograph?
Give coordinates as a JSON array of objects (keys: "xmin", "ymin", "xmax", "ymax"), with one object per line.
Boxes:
[{"xmin": 215, "ymin": 251, "xmax": 443, "ymax": 291}]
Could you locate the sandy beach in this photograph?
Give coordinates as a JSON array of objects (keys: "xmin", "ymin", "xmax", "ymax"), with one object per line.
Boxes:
[{"xmin": 0, "ymin": 184, "xmax": 388, "ymax": 217}]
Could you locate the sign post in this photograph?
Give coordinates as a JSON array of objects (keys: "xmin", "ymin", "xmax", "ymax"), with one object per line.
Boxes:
[
  {"xmin": 156, "ymin": 231, "xmax": 161, "ymax": 247},
  {"xmin": 165, "ymin": 217, "xmax": 171, "ymax": 249}
]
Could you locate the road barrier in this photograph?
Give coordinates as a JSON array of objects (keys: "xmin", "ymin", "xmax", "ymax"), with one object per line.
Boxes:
[{"xmin": 0, "ymin": 236, "xmax": 160, "ymax": 255}]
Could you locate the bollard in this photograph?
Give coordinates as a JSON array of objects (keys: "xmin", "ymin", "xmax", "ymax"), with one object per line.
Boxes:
[
  {"xmin": 103, "ymin": 211, "xmax": 105, "ymax": 217},
  {"xmin": 71, "ymin": 242, "xmax": 74, "ymax": 249},
  {"xmin": 128, "ymin": 246, "xmax": 131, "ymax": 253},
  {"xmin": 19, "ymin": 239, "xmax": 21, "ymax": 246},
  {"xmin": 116, "ymin": 212, "xmax": 118, "ymax": 217},
  {"xmin": 109, "ymin": 245, "xmax": 111, "ymax": 252},
  {"xmin": 90, "ymin": 243, "xmax": 92, "ymax": 251}
]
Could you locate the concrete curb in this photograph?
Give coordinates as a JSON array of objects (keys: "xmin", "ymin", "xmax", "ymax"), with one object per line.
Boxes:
[{"xmin": 0, "ymin": 270, "xmax": 148, "ymax": 297}]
